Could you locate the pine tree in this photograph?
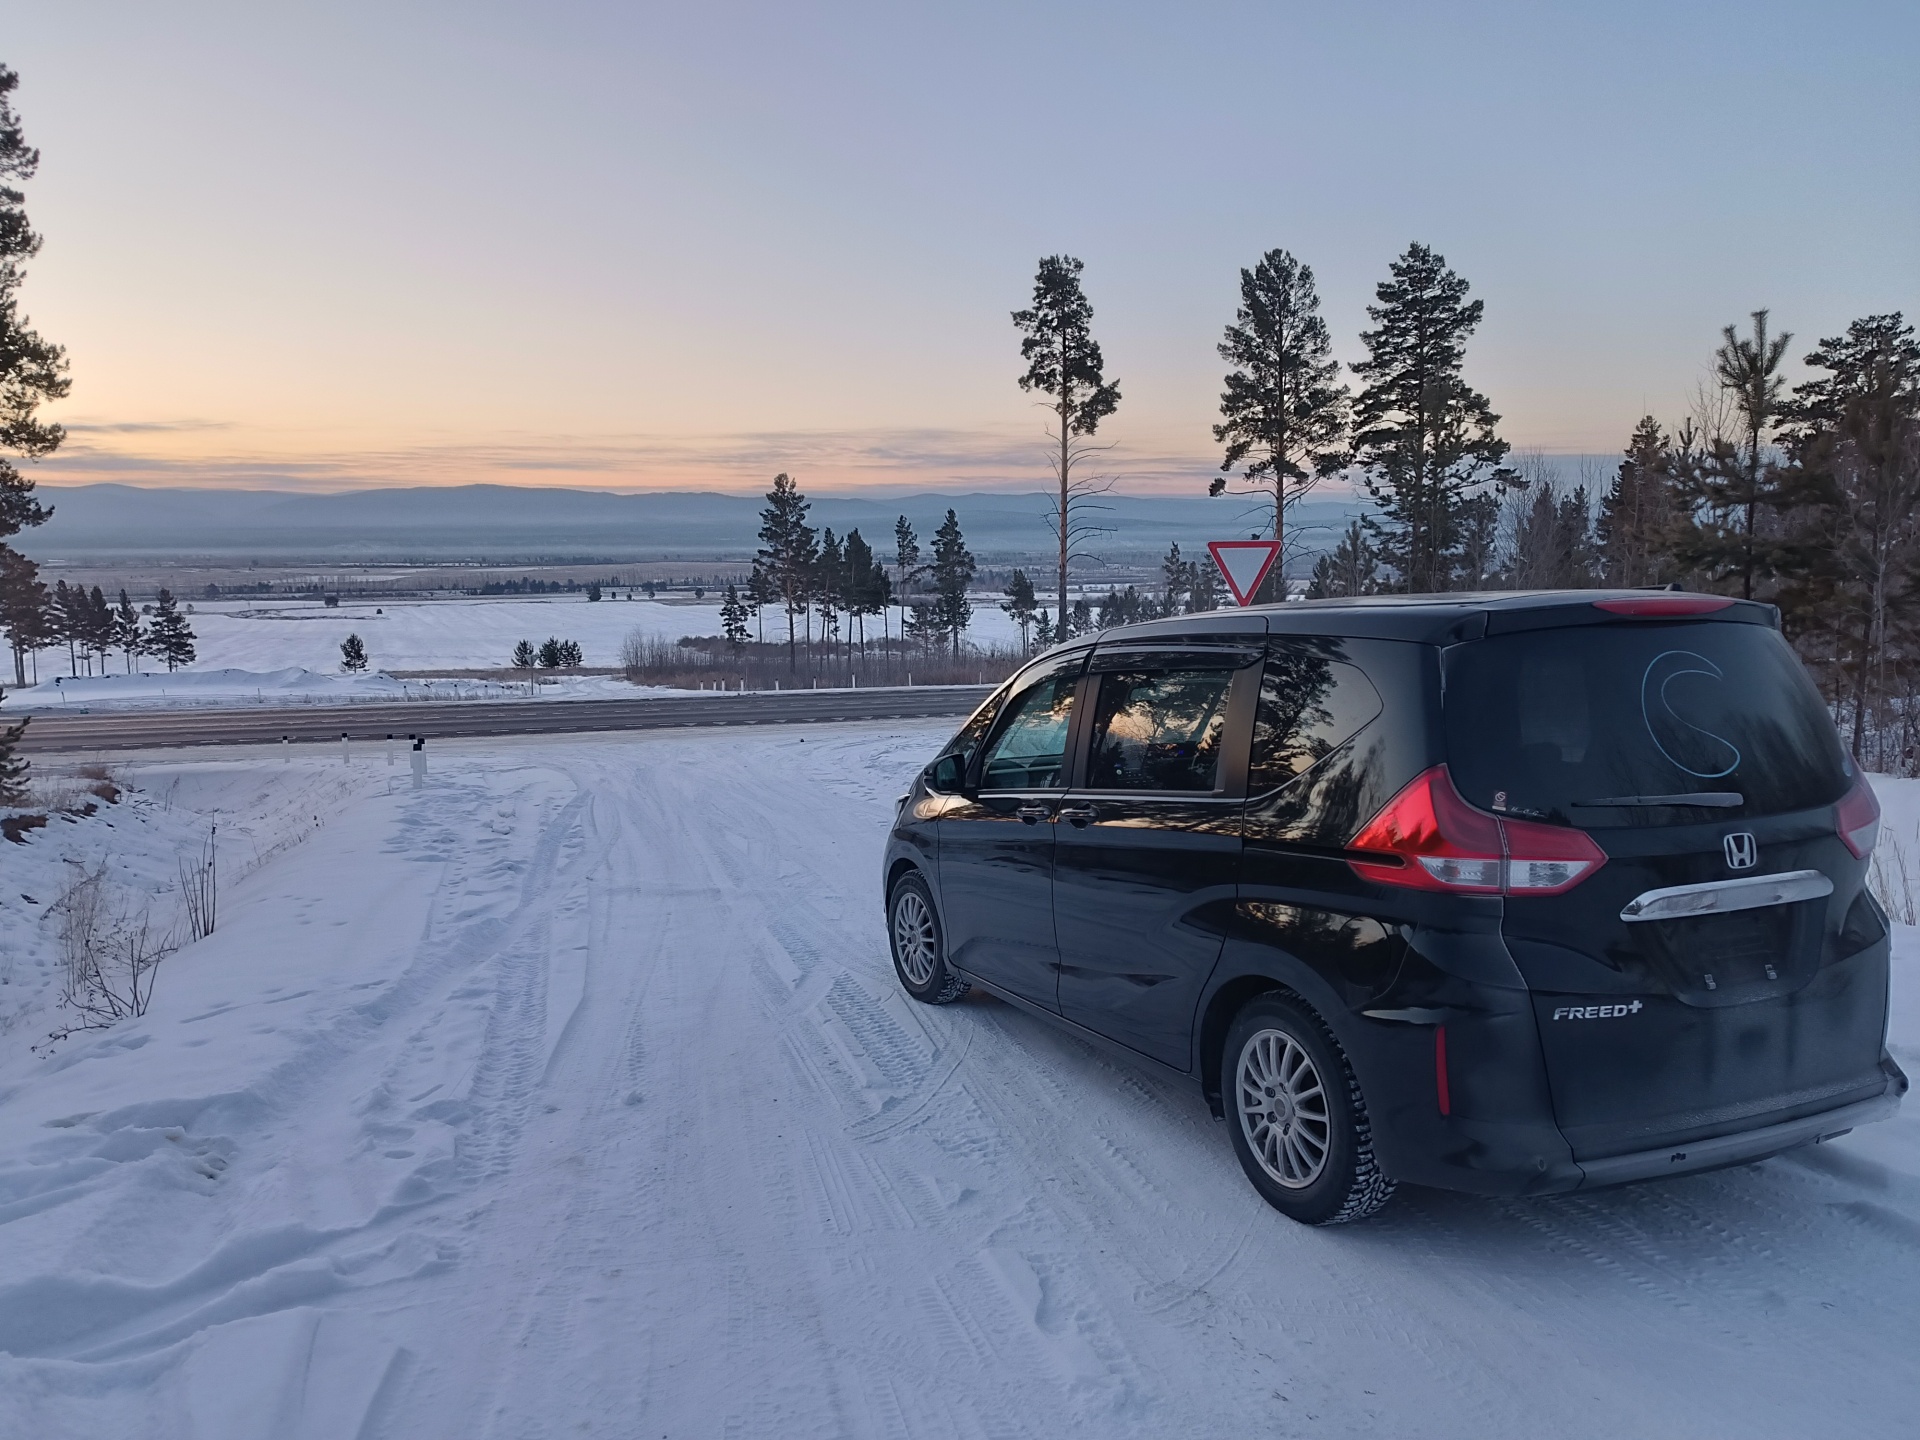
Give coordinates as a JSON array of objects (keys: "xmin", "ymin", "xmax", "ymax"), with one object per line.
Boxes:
[
  {"xmin": 720, "ymin": 583, "xmax": 750, "ymax": 653},
  {"xmin": 0, "ymin": 65, "xmax": 66, "ymax": 564},
  {"xmin": 1013, "ymin": 256, "xmax": 1121, "ymax": 634},
  {"xmin": 586, "ymin": 582, "xmax": 601, "ymax": 602},
  {"xmin": 815, "ymin": 528, "xmax": 844, "ymax": 656},
  {"xmin": 1456, "ymin": 491, "xmax": 1504, "ymax": 590},
  {"xmin": 113, "ymin": 588, "xmax": 141, "ymax": 672},
  {"xmin": 1780, "ymin": 314, "xmax": 1920, "ymax": 451},
  {"xmin": 1598, "ymin": 418, "xmax": 1681, "ymax": 587},
  {"xmin": 86, "ymin": 585, "xmax": 113, "ymax": 674},
  {"xmin": 0, "ymin": 714, "xmax": 28, "ymax": 805},
  {"xmin": 536, "ymin": 637, "xmax": 563, "ymax": 668},
  {"xmin": 1306, "ymin": 520, "xmax": 1379, "ymax": 598},
  {"xmin": 892, "ymin": 513, "xmax": 922, "ymax": 643},
  {"xmin": 340, "ymin": 633, "xmax": 368, "ymax": 672},
  {"xmin": 1158, "ymin": 543, "xmax": 1190, "ymax": 617},
  {"xmin": 1351, "ymin": 243, "xmax": 1513, "ymax": 592},
  {"xmin": 1001, "ymin": 568, "xmax": 1039, "ymax": 651},
  {"xmin": 1210, "ymin": 249, "xmax": 1350, "ymax": 601},
  {"xmin": 559, "ymin": 639, "xmax": 583, "ymax": 667},
  {"xmin": 757, "ymin": 474, "xmax": 817, "ymax": 670},
  {"xmin": 512, "ymin": 638, "xmax": 536, "ymax": 669},
  {"xmin": 147, "ymin": 588, "xmax": 196, "ymax": 671},
  {"xmin": 1683, "ymin": 310, "xmax": 1794, "ymax": 600},
  {"xmin": 1187, "ymin": 557, "xmax": 1220, "ymax": 613},
  {"xmin": 1785, "ymin": 313, "xmax": 1920, "ymax": 758},
  {"xmin": 0, "ymin": 544, "xmax": 46, "ymax": 684},
  {"xmin": 52, "ymin": 578, "xmax": 79, "ymax": 675},
  {"xmin": 1508, "ymin": 474, "xmax": 1597, "ymax": 589},
  {"xmin": 842, "ymin": 529, "xmax": 885, "ymax": 656},
  {"xmin": 929, "ymin": 509, "xmax": 975, "ymax": 653},
  {"xmin": 745, "ymin": 561, "xmax": 770, "ymax": 644}
]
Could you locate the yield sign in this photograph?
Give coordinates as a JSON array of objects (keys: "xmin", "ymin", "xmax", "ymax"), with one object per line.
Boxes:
[{"xmin": 1207, "ymin": 540, "xmax": 1282, "ymax": 606}]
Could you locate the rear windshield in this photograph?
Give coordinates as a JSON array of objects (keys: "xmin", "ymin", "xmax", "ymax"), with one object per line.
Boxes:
[{"xmin": 1443, "ymin": 621, "xmax": 1848, "ymax": 827}]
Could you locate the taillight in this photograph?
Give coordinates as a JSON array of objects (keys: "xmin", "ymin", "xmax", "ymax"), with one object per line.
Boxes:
[
  {"xmin": 1348, "ymin": 765, "xmax": 1606, "ymax": 896},
  {"xmin": 1592, "ymin": 595, "xmax": 1736, "ymax": 617},
  {"xmin": 1837, "ymin": 773, "xmax": 1880, "ymax": 859}
]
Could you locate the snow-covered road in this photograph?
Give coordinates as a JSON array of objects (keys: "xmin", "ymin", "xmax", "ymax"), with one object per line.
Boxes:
[{"xmin": 3, "ymin": 726, "xmax": 1918, "ymax": 1438}]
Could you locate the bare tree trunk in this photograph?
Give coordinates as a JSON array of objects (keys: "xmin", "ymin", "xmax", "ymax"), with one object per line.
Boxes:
[{"xmin": 1057, "ymin": 401, "xmax": 1070, "ymax": 634}]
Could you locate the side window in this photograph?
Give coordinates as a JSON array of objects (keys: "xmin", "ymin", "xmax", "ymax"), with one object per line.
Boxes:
[
  {"xmin": 938, "ymin": 698, "xmax": 1000, "ymax": 766},
  {"xmin": 1084, "ymin": 668, "xmax": 1235, "ymax": 792},
  {"xmin": 1249, "ymin": 649, "xmax": 1382, "ymax": 793},
  {"xmin": 978, "ymin": 662, "xmax": 1083, "ymax": 790}
]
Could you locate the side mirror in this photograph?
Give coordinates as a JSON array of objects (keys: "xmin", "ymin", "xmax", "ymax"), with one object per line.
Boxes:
[{"xmin": 927, "ymin": 753, "xmax": 968, "ymax": 794}]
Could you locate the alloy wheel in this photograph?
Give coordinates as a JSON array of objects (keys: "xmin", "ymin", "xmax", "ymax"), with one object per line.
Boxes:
[
  {"xmin": 892, "ymin": 888, "xmax": 938, "ymax": 987},
  {"xmin": 1236, "ymin": 1027, "xmax": 1331, "ymax": 1189}
]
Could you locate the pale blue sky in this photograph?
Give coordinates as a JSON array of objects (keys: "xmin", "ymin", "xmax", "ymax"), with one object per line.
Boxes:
[{"xmin": 4, "ymin": 1, "xmax": 1915, "ymax": 492}]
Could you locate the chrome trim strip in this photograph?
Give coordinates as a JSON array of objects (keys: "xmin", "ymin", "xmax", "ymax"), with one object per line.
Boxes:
[{"xmin": 1619, "ymin": 867, "xmax": 1832, "ymax": 923}]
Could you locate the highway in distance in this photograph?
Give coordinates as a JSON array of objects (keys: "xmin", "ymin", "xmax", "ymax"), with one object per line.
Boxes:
[{"xmin": 13, "ymin": 685, "xmax": 996, "ymax": 753}]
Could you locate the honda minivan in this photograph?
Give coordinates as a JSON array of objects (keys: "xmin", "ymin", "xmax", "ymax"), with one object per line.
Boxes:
[{"xmin": 881, "ymin": 592, "xmax": 1907, "ymax": 1224}]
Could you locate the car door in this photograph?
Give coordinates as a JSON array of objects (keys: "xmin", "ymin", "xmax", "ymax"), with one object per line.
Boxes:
[
  {"xmin": 1052, "ymin": 647, "xmax": 1259, "ymax": 1068},
  {"xmin": 936, "ymin": 648, "xmax": 1089, "ymax": 1009}
]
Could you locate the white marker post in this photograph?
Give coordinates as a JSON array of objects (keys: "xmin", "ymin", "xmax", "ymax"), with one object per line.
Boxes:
[
  {"xmin": 410, "ymin": 735, "xmax": 426, "ymax": 790},
  {"xmin": 1206, "ymin": 540, "xmax": 1284, "ymax": 607}
]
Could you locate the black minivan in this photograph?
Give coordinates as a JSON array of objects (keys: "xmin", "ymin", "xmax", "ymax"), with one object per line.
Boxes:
[{"xmin": 882, "ymin": 591, "xmax": 1907, "ymax": 1224}]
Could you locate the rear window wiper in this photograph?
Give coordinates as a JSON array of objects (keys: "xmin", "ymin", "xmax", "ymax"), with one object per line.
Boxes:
[{"xmin": 1571, "ymin": 792, "xmax": 1744, "ymax": 809}]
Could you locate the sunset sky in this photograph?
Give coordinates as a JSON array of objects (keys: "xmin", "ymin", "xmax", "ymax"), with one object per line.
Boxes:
[{"xmin": 4, "ymin": 1, "xmax": 1916, "ymax": 495}]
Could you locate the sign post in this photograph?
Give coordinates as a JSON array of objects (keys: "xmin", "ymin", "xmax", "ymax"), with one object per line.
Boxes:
[{"xmin": 1207, "ymin": 540, "xmax": 1283, "ymax": 607}]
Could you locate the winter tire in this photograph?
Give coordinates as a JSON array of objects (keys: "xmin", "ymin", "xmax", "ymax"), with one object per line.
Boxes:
[
  {"xmin": 889, "ymin": 872, "xmax": 969, "ymax": 1004},
  {"xmin": 1223, "ymin": 993, "xmax": 1395, "ymax": 1225}
]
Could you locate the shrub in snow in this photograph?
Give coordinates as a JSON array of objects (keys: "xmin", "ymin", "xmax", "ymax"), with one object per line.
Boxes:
[{"xmin": 46, "ymin": 861, "xmax": 175, "ymax": 1039}]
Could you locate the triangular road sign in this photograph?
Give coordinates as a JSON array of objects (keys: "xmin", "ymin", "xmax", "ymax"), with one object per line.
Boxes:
[{"xmin": 1207, "ymin": 540, "xmax": 1282, "ymax": 606}]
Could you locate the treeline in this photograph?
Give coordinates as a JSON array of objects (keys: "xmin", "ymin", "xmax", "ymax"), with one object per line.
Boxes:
[
  {"xmin": 1291, "ymin": 307, "xmax": 1920, "ymax": 766},
  {"xmin": 1033, "ymin": 244, "xmax": 1919, "ymax": 765},
  {"xmin": 1, "ymin": 577, "xmax": 198, "ymax": 682},
  {"xmin": 737, "ymin": 473, "xmax": 978, "ymax": 668}
]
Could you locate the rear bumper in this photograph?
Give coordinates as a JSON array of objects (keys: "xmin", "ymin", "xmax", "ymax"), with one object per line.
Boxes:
[{"xmin": 1571, "ymin": 1060, "xmax": 1907, "ymax": 1191}]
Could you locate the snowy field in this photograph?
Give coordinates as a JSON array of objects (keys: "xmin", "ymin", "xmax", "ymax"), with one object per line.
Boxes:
[
  {"xmin": 0, "ymin": 666, "xmax": 648, "ymax": 713},
  {"xmin": 1, "ymin": 732, "xmax": 1917, "ymax": 1438},
  {"xmin": 111, "ymin": 593, "xmax": 1026, "ymax": 673},
  {"xmin": 0, "ymin": 593, "xmax": 1031, "ymax": 710}
]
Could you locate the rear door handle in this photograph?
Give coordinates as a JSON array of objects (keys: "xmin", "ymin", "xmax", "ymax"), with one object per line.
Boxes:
[
  {"xmin": 1016, "ymin": 803, "xmax": 1051, "ymax": 824},
  {"xmin": 1058, "ymin": 805, "xmax": 1096, "ymax": 827}
]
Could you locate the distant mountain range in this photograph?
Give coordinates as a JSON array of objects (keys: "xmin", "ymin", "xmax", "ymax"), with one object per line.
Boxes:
[{"xmin": 16, "ymin": 484, "xmax": 1363, "ymax": 565}]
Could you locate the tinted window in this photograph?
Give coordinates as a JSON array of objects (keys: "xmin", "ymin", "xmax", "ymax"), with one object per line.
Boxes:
[
  {"xmin": 1249, "ymin": 649, "xmax": 1383, "ymax": 794},
  {"xmin": 1085, "ymin": 668, "xmax": 1234, "ymax": 792},
  {"xmin": 979, "ymin": 663, "xmax": 1081, "ymax": 790},
  {"xmin": 1443, "ymin": 622, "xmax": 1848, "ymax": 826}
]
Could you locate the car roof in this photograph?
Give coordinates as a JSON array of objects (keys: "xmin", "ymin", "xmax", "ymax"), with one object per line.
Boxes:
[{"xmin": 1078, "ymin": 590, "xmax": 1779, "ymax": 647}]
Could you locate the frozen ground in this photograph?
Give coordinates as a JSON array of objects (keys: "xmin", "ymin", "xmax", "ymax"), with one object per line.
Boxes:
[{"xmin": 0, "ymin": 735, "xmax": 1916, "ymax": 1439}]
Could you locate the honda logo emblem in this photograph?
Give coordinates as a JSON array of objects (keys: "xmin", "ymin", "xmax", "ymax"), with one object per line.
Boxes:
[{"xmin": 1723, "ymin": 832, "xmax": 1758, "ymax": 870}]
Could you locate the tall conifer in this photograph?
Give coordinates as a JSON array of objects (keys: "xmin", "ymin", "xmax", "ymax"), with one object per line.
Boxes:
[
  {"xmin": 756, "ymin": 473, "xmax": 817, "ymax": 670},
  {"xmin": 1351, "ymin": 243, "xmax": 1512, "ymax": 592},
  {"xmin": 1210, "ymin": 250, "xmax": 1349, "ymax": 601},
  {"xmin": 1013, "ymin": 256, "xmax": 1121, "ymax": 632}
]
